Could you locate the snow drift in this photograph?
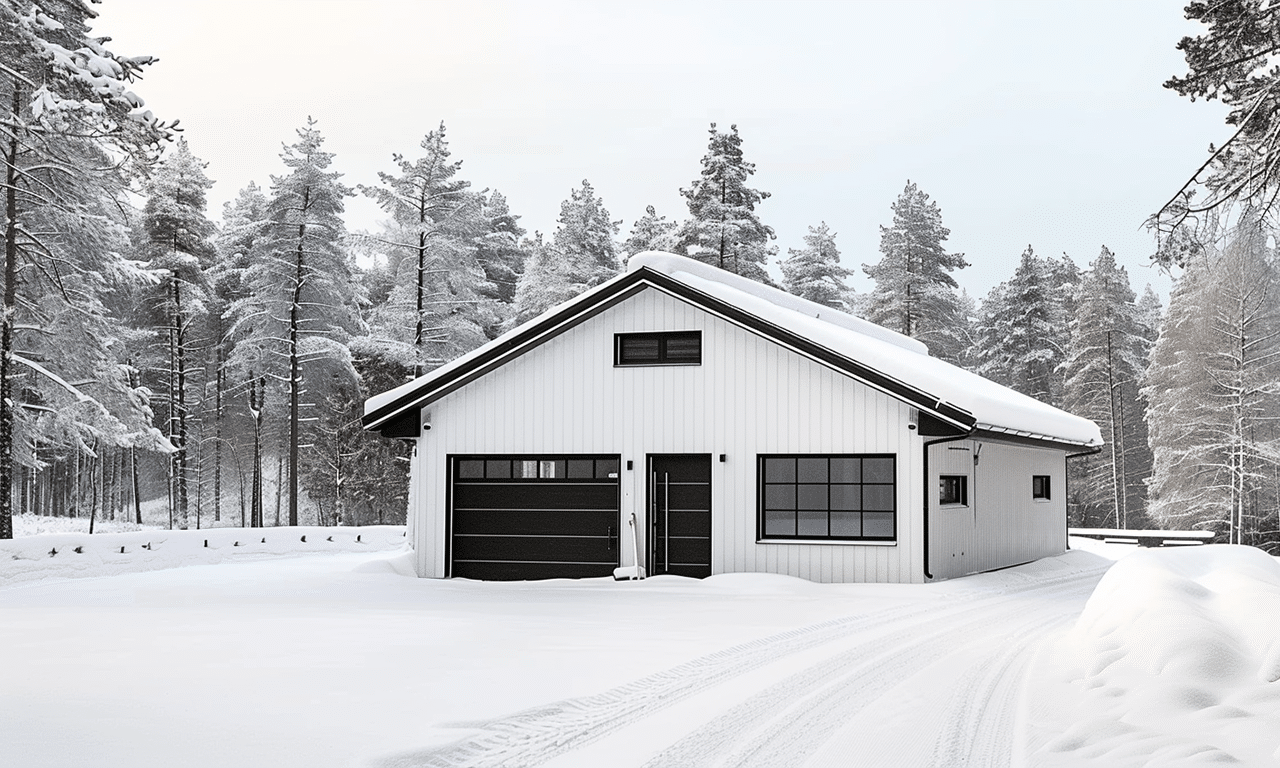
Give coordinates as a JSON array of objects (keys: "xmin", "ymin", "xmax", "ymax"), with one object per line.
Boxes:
[{"xmin": 1033, "ymin": 545, "xmax": 1280, "ymax": 766}]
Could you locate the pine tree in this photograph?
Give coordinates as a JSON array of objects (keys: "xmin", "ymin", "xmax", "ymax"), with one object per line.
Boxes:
[
  {"xmin": 974, "ymin": 246, "xmax": 1070, "ymax": 405},
  {"xmin": 862, "ymin": 182, "xmax": 970, "ymax": 363},
  {"xmin": 1062, "ymin": 247, "xmax": 1149, "ymax": 527},
  {"xmin": 513, "ymin": 180, "xmax": 620, "ymax": 323},
  {"xmin": 472, "ymin": 190, "xmax": 527, "ymax": 336},
  {"xmin": 227, "ymin": 119, "xmax": 360, "ymax": 527},
  {"xmin": 1145, "ymin": 226, "xmax": 1280, "ymax": 548},
  {"xmin": 140, "ymin": 139, "xmax": 217, "ymax": 530},
  {"xmin": 359, "ymin": 123, "xmax": 491, "ymax": 375},
  {"xmin": 0, "ymin": 1, "xmax": 175, "ymax": 537},
  {"xmin": 780, "ymin": 223, "xmax": 849, "ymax": 309},
  {"xmin": 624, "ymin": 205, "xmax": 679, "ymax": 256},
  {"xmin": 678, "ymin": 123, "xmax": 777, "ymax": 283}
]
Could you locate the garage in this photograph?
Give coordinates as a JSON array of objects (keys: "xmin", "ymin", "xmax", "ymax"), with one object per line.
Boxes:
[{"xmin": 449, "ymin": 455, "xmax": 622, "ymax": 580}]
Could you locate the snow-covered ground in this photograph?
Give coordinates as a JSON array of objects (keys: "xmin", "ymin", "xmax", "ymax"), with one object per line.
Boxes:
[{"xmin": 0, "ymin": 531, "xmax": 1276, "ymax": 767}]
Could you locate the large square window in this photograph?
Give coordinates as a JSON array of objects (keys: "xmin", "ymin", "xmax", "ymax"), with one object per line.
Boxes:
[{"xmin": 758, "ymin": 455, "xmax": 896, "ymax": 541}]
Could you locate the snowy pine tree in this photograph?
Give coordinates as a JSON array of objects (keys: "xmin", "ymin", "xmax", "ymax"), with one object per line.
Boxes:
[
  {"xmin": 472, "ymin": 190, "xmax": 527, "ymax": 336},
  {"xmin": 862, "ymin": 182, "xmax": 970, "ymax": 364},
  {"xmin": 678, "ymin": 123, "xmax": 777, "ymax": 283},
  {"xmin": 226, "ymin": 120, "xmax": 361, "ymax": 527},
  {"xmin": 140, "ymin": 139, "xmax": 217, "ymax": 530},
  {"xmin": 624, "ymin": 205, "xmax": 679, "ymax": 256},
  {"xmin": 974, "ymin": 246, "xmax": 1070, "ymax": 405},
  {"xmin": 513, "ymin": 180, "xmax": 620, "ymax": 323},
  {"xmin": 1145, "ymin": 226, "xmax": 1280, "ymax": 548},
  {"xmin": 779, "ymin": 223, "xmax": 849, "ymax": 310},
  {"xmin": 1062, "ymin": 247, "xmax": 1149, "ymax": 527},
  {"xmin": 359, "ymin": 123, "xmax": 492, "ymax": 375},
  {"xmin": 0, "ymin": 1, "xmax": 175, "ymax": 537}
]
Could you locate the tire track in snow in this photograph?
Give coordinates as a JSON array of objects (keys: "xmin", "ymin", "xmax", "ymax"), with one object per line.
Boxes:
[
  {"xmin": 371, "ymin": 562, "xmax": 1109, "ymax": 768},
  {"xmin": 641, "ymin": 583, "xmax": 1088, "ymax": 768},
  {"xmin": 927, "ymin": 612, "xmax": 1074, "ymax": 767}
]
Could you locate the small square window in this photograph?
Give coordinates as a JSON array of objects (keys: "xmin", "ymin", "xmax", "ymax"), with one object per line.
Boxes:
[
  {"xmin": 1033, "ymin": 475, "xmax": 1051, "ymax": 500},
  {"xmin": 940, "ymin": 475, "xmax": 967, "ymax": 506}
]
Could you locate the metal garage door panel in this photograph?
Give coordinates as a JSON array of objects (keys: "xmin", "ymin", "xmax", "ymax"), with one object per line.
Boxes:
[
  {"xmin": 450, "ymin": 455, "xmax": 620, "ymax": 581},
  {"xmin": 454, "ymin": 483, "xmax": 617, "ymax": 512}
]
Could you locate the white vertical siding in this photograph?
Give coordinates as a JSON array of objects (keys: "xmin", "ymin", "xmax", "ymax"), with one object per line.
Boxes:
[
  {"xmin": 408, "ymin": 286, "xmax": 941, "ymax": 583},
  {"xmin": 927, "ymin": 438, "xmax": 1068, "ymax": 580}
]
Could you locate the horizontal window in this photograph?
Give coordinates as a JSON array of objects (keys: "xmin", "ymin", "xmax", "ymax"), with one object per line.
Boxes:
[
  {"xmin": 940, "ymin": 474, "xmax": 968, "ymax": 506},
  {"xmin": 1033, "ymin": 475, "xmax": 1051, "ymax": 500},
  {"xmin": 615, "ymin": 331, "xmax": 702, "ymax": 366},
  {"xmin": 758, "ymin": 454, "xmax": 896, "ymax": 542},
  {"xmin": 455, "ymin": 455, "xmax": 620, "ymax": 482}
]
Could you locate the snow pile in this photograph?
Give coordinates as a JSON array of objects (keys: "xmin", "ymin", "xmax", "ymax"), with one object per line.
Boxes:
[
  {"xmin": 1032, "ymin": 545, "xmax": 1280, "ymax": 766},
  {"xmin": 11, "ymin": 512, "xmax": 161, "ymax": 537},
  {"xmin": 0, "ymin": 525, "xmax": 407, "ymax": 589}
]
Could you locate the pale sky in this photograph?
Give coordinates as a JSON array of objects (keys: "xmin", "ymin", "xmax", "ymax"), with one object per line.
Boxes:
[{"xmin": 93, "ymin": 0, "xmax": 1226, "ymax": 302}]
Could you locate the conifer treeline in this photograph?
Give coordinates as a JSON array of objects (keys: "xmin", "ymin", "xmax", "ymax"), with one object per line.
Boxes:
[{"xmin": 1, "ymin": 0, "xmax": 1275, "ymax": 550}]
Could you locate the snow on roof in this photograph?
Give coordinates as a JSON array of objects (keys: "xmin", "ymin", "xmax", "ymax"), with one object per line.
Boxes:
[
  {"xmin": 366, "ymin": 252, "xmax": 1102, "ymax": 447},
  {"xmin": 631, "ymin": 253, "xmax": 1102, "ymax": 447}
]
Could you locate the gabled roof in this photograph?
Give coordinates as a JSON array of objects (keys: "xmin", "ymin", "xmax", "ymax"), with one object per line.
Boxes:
[{"xmin": 363, "ymin": 252, "xmax": 1103, "ymax": 448}]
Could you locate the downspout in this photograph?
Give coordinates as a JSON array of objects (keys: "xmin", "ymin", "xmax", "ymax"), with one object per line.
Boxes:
[
  {"xmin": 922, "ymin": 429, "xmax": 976, "ymax": 581},
  {"xmin": 1064, "ymin": 445, "xmax": 1103, "ymax": 550}
]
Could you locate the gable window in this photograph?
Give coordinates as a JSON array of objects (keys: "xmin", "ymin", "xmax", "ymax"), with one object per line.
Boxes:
[
  {"xmin": 1032, "ymin": 475, "xmax": 1051, "ymax": 500},
  {"xmin": 939, "ymin": 475, "xmax": 968, "ymax": 506},
  {"xmin": 615, "ymin": 331, "xmax": 702, "ymax": 366},
  {"xmin": 758, "ymin": 455, "xmax": 896, "ymax": 541}
]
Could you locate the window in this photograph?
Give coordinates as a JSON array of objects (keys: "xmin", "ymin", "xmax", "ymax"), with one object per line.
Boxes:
[
  {"xmin": 615, "ymin": 331, "xmax": 702, "ymax": 366},
  {"xmin": 939, "ymin": 475, "xmax": 968, "ymax": 506},
  {"xmin": 1033, "ymin": 475, "xmax": 1051, "ymax": 500},
  {"xmin": 758, "ymin": 455, "xmax": 896, "ymax": 541},
  {"xmin": 455, "ymin": 455, "xmax": 620, "ymax": 481}
]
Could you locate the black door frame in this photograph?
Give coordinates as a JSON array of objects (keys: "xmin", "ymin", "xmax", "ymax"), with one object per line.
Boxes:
[{"xmin": 646, "ymin": 453, "xmax": 713, "ymax": 578}]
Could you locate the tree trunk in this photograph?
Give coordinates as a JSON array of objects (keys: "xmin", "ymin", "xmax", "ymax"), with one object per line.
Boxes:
[
  {"xmin": 131, "ymin": 446, "xmax": 142, "ymax": 525},
  {"xmin": 172, "ymin": 274, "xmax": 190, "ymax": 529},
  {"xmin": 213, "ymin": 349, "xmax": 223, "ymax": 522},
  {"xmin": 287, "ymin": 196, "xmax": 308, "ymax": 527},
  {"xmin": 0, "ymin": 86, "xmax": 22, "ymax": 539}
]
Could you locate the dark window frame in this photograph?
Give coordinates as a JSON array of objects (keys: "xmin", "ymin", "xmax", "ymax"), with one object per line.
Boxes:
[
  {"xmin": 939, "ymin": 474, "xmax": 968, "ymax": 506},
  {"xmin": 1032, "ymin": 474, "xmax": 1051, "ymax": 500},
  {"xmin": 453, "ymin": 454, "xmax": 621, "ymax": 482},
  {"xmin": 757, "ymin": 454, "xmax": 897, "ymax": 542},
  {"xmin": 614, "ymin": 330, "xmax": 702, "ymax": 367}
]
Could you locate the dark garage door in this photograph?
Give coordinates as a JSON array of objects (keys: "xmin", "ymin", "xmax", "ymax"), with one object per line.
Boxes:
[{"xmin": 450, "ymin": 455, "xmax": 621, "ymax": 580}]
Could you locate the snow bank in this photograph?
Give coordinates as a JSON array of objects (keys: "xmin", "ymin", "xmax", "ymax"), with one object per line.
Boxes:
[
  {"xmin": 0, "ymin": 525, "xmax": 407, "ymax": 589},
  {"xmin": 1033, "ymin": 545, "xmax": 1280, "ymax": 766}
]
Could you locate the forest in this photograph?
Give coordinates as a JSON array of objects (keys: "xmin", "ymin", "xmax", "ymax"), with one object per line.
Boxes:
[{"xmin": 2, "ymin": 1, "xmax": 1278, "ymax": 553}]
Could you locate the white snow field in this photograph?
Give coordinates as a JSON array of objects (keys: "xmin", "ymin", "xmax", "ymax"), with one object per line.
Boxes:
[{"xmin": 0, "ymin": 532, "xmax": 1276, "ymax": 768}]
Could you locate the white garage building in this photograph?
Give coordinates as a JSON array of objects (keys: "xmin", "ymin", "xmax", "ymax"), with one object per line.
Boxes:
[{"xmin": 363, "ymin": 252, "xmax": 1102, "ymax": 583}]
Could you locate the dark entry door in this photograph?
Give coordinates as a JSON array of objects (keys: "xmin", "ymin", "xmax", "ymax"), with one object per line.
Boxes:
[{"xmin": 648, "ymin": 455, "xmax": 712, "ymax": 578}]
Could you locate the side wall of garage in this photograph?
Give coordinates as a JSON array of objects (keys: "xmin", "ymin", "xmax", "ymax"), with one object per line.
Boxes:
[
  {"xmin": 407, "ymin": 285, "xmax": 928, "ymax": 583},
  {"xmin": 927, "ymin": 439, "xmax": 1068, "ymax": 580}
]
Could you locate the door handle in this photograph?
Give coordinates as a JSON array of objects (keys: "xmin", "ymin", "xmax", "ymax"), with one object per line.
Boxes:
[{"xmin": 664, "ymin": 472, "xmax": 670, "ymax": 573}]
